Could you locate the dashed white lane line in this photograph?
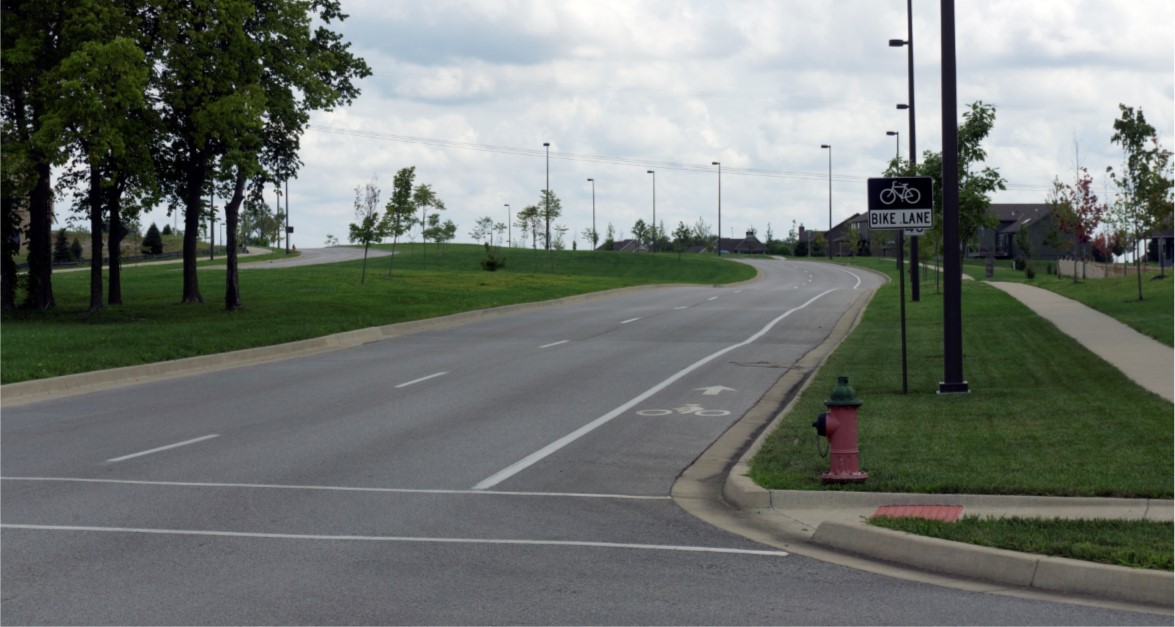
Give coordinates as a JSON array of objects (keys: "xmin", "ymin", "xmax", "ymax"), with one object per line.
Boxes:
[
  {"xmin": 473, "ymin": 288, "xmax": 838, "ymax": 491},
  {"xmin": 105, "ymin": 435, "xmax": 220, "ymax": 463},
  {"xmin": 395, "ymin": 371, "xmax": 449, "ymax": 388},
  {"xmin": 539, "ymin": 340, "xmax": 569, "ymax": 349},
  {"xmin": 0, "ymin": 524, "xmax": 788, "ymax": 557},
  {"xmin": 619, "ymin": 317, "xmax": 641, "ymax": 324}
]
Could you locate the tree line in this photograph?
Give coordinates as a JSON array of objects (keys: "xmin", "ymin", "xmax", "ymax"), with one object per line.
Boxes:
[{"xmin": 2, "ymin": 0, "xmax": 370, "ymax": 312}]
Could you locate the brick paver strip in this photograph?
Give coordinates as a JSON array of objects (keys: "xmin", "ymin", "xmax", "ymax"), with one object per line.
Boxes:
[{"xmin": 873, "ymin": 504, "xmax": 964, "ymax": 522}]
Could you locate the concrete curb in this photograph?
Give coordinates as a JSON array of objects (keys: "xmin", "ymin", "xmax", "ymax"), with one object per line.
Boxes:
[{"xmin": 810, "ymin": 522, "xmax": 1174, "ymax": 607}]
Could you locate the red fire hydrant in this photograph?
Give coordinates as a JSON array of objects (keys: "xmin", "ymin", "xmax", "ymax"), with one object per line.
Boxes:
[{"xmin": 812, "ymin": 376, "xmax": 867, "ymax": 483}]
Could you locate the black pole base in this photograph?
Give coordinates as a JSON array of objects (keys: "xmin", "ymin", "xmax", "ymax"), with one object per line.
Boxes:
[{"xmin": 938, "ymin": 381, "xmax": 970, "ymax": 394}]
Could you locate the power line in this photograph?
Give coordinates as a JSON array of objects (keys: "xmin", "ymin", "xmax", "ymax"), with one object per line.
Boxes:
[{"xmin": 306, "ymin": 124, "xmax": 1053, "ymax": 193}]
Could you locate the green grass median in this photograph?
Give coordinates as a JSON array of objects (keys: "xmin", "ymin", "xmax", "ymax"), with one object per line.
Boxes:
[
  {"xmin": 1, "ymin": 245, "xmax": 755, "ymax": 384},
  {"xmin": 752, "ymin": 257, "xmax": 1172, "ymax": 570},
  {"xmin": 749, "ymin": 257, "xmax": 1173, "ymax": 498}
]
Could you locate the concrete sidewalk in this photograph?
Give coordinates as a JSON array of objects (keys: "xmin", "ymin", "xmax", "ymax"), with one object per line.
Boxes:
[
  {"xmin": 988, "ymin": 281, "xmax": 1173, "ymax": 402},
  {"xmin": 696, "ymin": 276, "xmax": 1174, "ymax": 611}
]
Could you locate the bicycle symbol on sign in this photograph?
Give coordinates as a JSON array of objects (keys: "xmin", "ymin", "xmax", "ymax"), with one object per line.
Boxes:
[
  {"xmin": 636, "ymin": 403, "xmax": 730, "ymax": 417},
  {"xmin": 879, "ymin": 181, "xmax": 921, "ymax": 205}
]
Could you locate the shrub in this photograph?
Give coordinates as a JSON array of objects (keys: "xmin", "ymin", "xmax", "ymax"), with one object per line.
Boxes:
[
  {"xmin": 480, "ymin": 242, "xmax": 506, "ymax": 271},
  {"xmin": 1025, "ymin": 263, "xmax": 1036, "ymax": 279},
  {"xmin": 1013, "ymin": 257, "xmax": 1026, "ymax": 270}
]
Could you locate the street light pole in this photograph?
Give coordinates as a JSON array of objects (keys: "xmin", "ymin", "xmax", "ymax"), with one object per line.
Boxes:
[
  {"xmin": 891, "ymin": 0, "xmax": 920, "ymax": 301},
  {"xmin": 586, "ymin": 178, "xmax": 596, "ymax": 250},
  {"xmin": 711, "ymin": 161, "xmax": 721, "ymax": 255},
  {"xmin": 284, "ymin": 178, "xmax": 290, "ymax": 254},
  {"xmin": 646, "ymin": 170, "xmax": 655, "ymax": 252},
  {"xmin": 274, "ymin": 187, "xmax": 282, "ymax": 253},
  {"xmin": 820, "ymin": 144, "xmax": 832, "ymax": 258},
  {"xmin": 886, "ymin": 130, "xmax": 900, "ymax": 160},
  {"xmin": 543, "ymin": 142, "xmax": 550, "ymax": 253},
  {"xmin": 939, "ymin": 0, "xmax": 967, "ymax": 394}
]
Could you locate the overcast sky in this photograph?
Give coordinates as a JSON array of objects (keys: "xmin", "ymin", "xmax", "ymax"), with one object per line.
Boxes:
[{"xmin": 145, "ymin": 0, "xmax": 1174, "ymax": 250}]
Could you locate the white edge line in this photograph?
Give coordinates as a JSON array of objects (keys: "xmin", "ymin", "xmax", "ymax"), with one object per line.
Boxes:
[
  {"xmin": 619, "ymin": 317, "xmax": 641, "ymax": 324},
  {"xmin": 395, "ymin": 371, "xmax": 449, "ymax": 388},
  {"xmin": 105, "ymin": 434, "xmax": 219, "ymax": 463},
  {"xmin": 0, "ymin": 524, "xmax": 788, "ymax": 557},
  {"xmin": 0, "ymin": 477, "xmax": 668, "ymax": 501},
  {"xmin": 473, "ymin": 288, "xmax": 837, "ymax": 490},
  {"xmin": 539, "ymin": 340, "xmax": 569, "ymax": 349}
]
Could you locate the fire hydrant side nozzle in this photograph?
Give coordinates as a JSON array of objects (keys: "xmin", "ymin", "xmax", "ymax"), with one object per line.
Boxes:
[{"xmin": 813, "ymin": 376, "xmax": 867, "ymax": 484}]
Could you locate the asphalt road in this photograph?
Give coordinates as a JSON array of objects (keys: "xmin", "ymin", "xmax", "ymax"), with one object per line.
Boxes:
[{"xmin": 1, "ymin": 258, "xmax": 1165, "ymax": 625}]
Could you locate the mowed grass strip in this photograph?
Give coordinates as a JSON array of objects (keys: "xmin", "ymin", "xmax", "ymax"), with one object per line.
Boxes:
[
  {"xmin": 957, "ymin": 258, "xmax": 1173, "ymax": 346},
  {"xmin": 1, "ymin": 244, "xmax": 755, "ymax": 384},
  {"xmin": 869, "ymin": 515, "xmax": 1174, "ymax": 571},
  {"xmin": 749, "ymin": 257, "xmax": 1173, "ymax": 498}
]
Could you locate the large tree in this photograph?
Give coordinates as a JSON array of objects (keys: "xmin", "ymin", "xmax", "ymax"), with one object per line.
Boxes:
[
  {"xmin": 1, "ymin": 0, "xmax": 70, "ymax": 311},
  {"xmin": 39, "ymin": 1, "xmax": 156, "ymax": 311},
  {"xmin": 1107, "ymin": 104, "xmax": 1174, "ymax": 300},
  {"xmin": 155, "ymin": 0, "xmax": 369, "ymax": 307}
]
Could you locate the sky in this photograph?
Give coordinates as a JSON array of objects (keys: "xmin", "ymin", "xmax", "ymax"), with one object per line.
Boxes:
[{"xmin": 138, "ymin": 0, "xmax": 1174, "ymax": 251}]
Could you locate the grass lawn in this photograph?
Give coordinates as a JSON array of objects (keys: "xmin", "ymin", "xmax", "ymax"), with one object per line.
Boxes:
[
  {"xmin": 958, "ymin": 258, "xmax": 1173, "ymax": 346},
  {"xmin": 749, "ymin": 257, "xmax": 1173, "ymax": 498},
  {"xmin": 869, "ymin": 516, "xmax": 1173, "ymax": 571},
  {"xmin": 1, "ymin": 244, "xmax": 754, "ymax": 383}
]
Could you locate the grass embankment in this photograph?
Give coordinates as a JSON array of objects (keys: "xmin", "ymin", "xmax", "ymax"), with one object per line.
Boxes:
[
  {"xmin": 1, "ymin": 244, "xmax": 754, "ymax": 383},
  {"xmin": 751, "ymin": 256, "xmax": 1172, "ymax": 569}
]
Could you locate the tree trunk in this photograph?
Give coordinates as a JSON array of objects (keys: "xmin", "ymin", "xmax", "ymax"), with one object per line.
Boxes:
[
  {"xmin": 223, "ymin": 171, "xmax": 246, "ymax": 310},
  {"xmin": 26, "ymin": 160, "xmax": 55, "ymax": 310},
  {"xmin": 88, "ymin": 173, "xmax": 105, "ymax": 312},
  {"xmin": 1, "ymin": 189, "xmax": 20, "ymax": 312},
  {"xmin": 181, "ymin": 151, "xmax": 207, "ymax": 304},
  {"xmin": 107, "ymin": 188, "xmax": 124, "ymax": 306}
]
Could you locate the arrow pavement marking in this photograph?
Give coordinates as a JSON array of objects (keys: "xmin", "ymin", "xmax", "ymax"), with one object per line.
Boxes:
[{"xmin": 695, "ymin": 385, "xmax": 736, "ymax": 396}]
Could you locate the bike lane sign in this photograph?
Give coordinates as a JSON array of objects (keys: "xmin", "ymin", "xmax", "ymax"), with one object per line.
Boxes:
[{"xmin": 867, "ymin": 177, "xmax": 934, "ymax": 230}]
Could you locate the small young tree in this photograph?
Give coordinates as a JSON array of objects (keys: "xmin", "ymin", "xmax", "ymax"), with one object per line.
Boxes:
[
  {"xmin": 1107, "ymin": 104, "xmax": 1174, "ymax": 298},
  {"xmin": 142, "ymin": 223, "xmax": 164, "ymax": 255},
  {"xmin": 673, "ymin": 221, "xmax": 691, "ymax": 260},
  {"xmin": 469, "ymin": 216, "xmax": 494, "ymax": 244},
  {"xmin": 70, "ymin": 237, "xmax": 84, "ymax": 261},
  {"xmin": 348, "ymin": 176, "xmax": 384, "ymax": 284},
  {"xmin": 384, "ymin": 166, "xmax": 417, "ymax": 277},
  {"xmin": 413, "ymin": 183, "xmax": 445, "ymax": 269},
  {"xmin": 54, "ymin": 229, "xmax": 72, "ymax": 262},
  {"xmin": 603, "ymin": 223, "xmax": 616, "ymax": 251}
]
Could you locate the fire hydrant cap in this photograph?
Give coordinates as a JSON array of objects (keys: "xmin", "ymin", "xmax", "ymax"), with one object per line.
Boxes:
[{"xmin": 824, "ymin": 376, "xmax": 863, "ymax": 407}]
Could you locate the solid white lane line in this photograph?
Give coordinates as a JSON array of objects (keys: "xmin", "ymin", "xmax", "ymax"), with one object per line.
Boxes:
[
  {"xmin": 0, "ymin": 524, "xmax": 788, "ymax": 557},
  {"xmin": 0, "ymin": 477, "xmax": 669, "ymax": 501},
  {"xmin": 539, "ymin": 341, "xmax": 569, "ymax": 349},
  {"xmin": 473, "ymin": 288, "xmax": 838, "ymax": 490},
  {"xmin": 105, "ymin": 435, "xmax": 220, "ymax": 463},
  {"xmin": 707, "ymin": 296, "xmax": 719, "ymax": 301},
  {"xmin": 395, "ymin": 371, "xmax": 449, "ymax": 388},
  {"xmin": 674, "ymin": 306, "xmax": 689, "ymax": 310},
  {"xmin": 619, "ymin": 317, "xmax": 641, "ymax": 324}
]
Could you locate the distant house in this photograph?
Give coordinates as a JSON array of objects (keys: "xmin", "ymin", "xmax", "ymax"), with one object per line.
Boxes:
[
  {"xmin": 599, "ymin": 239, "xmax": 644, "ymax": 253},
  {"xmin": 824, "ymin": 213, "xmax": 871, "ymax": 257},
  {"xmin": 1147, "ymin": 229, "xmax": 1174, "ymax": 265},
  {"xmin": 976, "ymin": 203, "xmax": 1064, "ymax": 261},
  {"xmin": 717, "ymin": 230, "xmax": 767, "ymax": 255}
]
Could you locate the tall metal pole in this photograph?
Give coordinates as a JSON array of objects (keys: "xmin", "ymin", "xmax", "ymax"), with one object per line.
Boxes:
[
  {"xmin": 504, "ymin": 203, "xmax": 511, "ymax": 247},
  {"xmin": 274, "ymin": 188, "xmax": 282, "ymax": 253},
  {"xmin": 893, "ymin": 0, "xmax": 921, "ymax": 301},
  {"xmin": 284, "ymin": 179, "xmax": 290, "ymax": 254},
  {"xmin": 646, "ymin": 170, "xmax": 655, "ymax": 252},
  {"xmin": 939, "ymin": 0, "xmax": 968, "ymax": 394},
  {"xmin": 587, "ymin": 178, "xmax": 595, "ymax": 250},
  {"xmin": 712, "ymin": 161, "xmax": 721, "ymax": 255},
  {"xmin": 543, "ymin": 143, "xmax": 550, "ymax": 253},
  {"xmin": 821, "ymin": 144, "xmax": 832, "ymax": 258}
]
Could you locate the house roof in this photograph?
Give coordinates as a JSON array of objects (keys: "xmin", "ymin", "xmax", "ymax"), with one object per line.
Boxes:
[{"xmin": 991, "ymin": 203, "xmax": 1051, "ymax": 235}]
